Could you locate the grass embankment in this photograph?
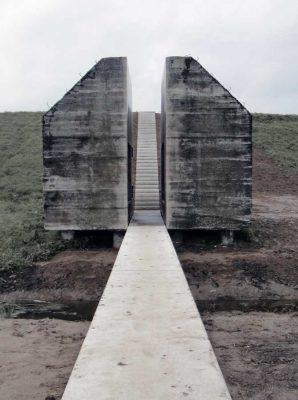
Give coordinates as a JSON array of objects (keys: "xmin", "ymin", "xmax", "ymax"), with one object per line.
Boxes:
[
  {"xmin": 0, "ymin": 112, "xmax": 297, "ymax": 272},
  {"xmin": 253, "ymin": 113, "xmax": 298, "ymax": 174},
  {"xmin": 0, "ymin": 112, "xmax": 65, "ymax": 271}
]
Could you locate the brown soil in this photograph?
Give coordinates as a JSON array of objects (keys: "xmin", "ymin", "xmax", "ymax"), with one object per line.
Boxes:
[
  {"xmin": 0, "ymin": 250, "xmax": 116, "ymax": 399},
  {"xmin": 0, "ymin": 249, "xmax": 116, "ymax": 302},
  {"xmin": 202, "ymin": 312, "xmax": 298, "ymax": 400},
  {"xmin": 0, "ymin": 145, "xmax": 297, "ymax": 400},
  {"xmin": 253, "ymin": 147, "xmax": 298, "ymax": 196},
  {"xmin": 0, "ymin": 319, "xmax": 89, "ymax": 400}
]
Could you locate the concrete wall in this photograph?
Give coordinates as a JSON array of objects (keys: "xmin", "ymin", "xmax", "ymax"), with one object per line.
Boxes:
[
  {"xmin": 161, "ymin": 57, "xmax": 252, "ymax": 230},
  {"xmin": 43, "ymin": 57, "xmax": 133, "ymax": 231}
]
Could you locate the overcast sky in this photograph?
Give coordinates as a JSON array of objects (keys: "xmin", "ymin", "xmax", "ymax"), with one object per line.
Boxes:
[{"xmin": 1, "ymin": 0, "xmax": 297, "ymax": 113}]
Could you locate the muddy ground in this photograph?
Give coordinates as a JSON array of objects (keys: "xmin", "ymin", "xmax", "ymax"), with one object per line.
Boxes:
[
  {"xmin": 0, "ymin": 319, "xmax": 89, "ymax": 400},
  {"xmin": 0, "ymin": 146, "xmax": 297, "ymax": 400},
  {"xmin": 0, "ymin": 251, "xmax": 116, "ymax": 400}
]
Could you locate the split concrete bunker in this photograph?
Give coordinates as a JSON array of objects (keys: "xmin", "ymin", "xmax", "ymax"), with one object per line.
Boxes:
[
  {"xmin": 42, "ymin": 56, "xmax": 252, "ymax": 237},
  {"xmin": 42, "ymin": 55, "xmax": 251, "ymax": 399}
]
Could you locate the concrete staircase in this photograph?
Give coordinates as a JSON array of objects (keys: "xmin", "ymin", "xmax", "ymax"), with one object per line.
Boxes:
[{"xmin": 134, "ymin": 112, "xmax": 159, "ymax": 210}]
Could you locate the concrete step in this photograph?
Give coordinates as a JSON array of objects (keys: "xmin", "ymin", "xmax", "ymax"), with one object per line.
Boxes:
[
  {"xmin": 136, "ymin": 171, "xmax": 158, "ymax": 174},
  {"xmin": 136, "ymin": 170, "xmax": 158, "ymax": 173},
  {"xmin": 137, "ymin": 152, "xmax": 157, "ymax": 155},
  {"xmin": 136, "ymin": 177, "xmax": 159, "ymax": 181},
  {"xmin": 135, "ymin": 186, "xmax": 159, "ymax": 190},
  {"xmin": 137, "ymin": 158, "xmax": 157, "ymax": 160},
  {"xmin": 137, "ymin": 154, "xmax": 157, "ymax": 157},
  {"xmin": 136, "ymin": 159, "xmax": 158, "ymax": 162},
  {"xmin": 136, "ymin": 163, "xmax": 158, "ymax": 165},
  {"xmin": 135, "ymin": 189, "xmax": 158, "ymax": 192},
  {"xmin": 137, "ymin": 149, "xmax": 157, "ymax": 151},
  {"xmin": 135, "ymin": 205, "xmax": 160, "ymax": 209},
  {"xmin": 135, "ymin": 195, "xmax": 159, "ymax": 200},
  {"xmin": 136, "ymin": 173, "xmax": 158, "ymax": 177},
  {"xmin": 135, "ymin": 197, "xmax": 159, "ymax": 201},
  {"xmin": 136, "ymin": 163, "xmax": 158, "ymax": 166},
  {"xmin": 136, "ymin": 165, "xmax": 158, "ymax": 167},
  {"xmin": 134, "ymin": 205, "xmax": 160, "ymax": 210},
  {"xmin": 135, "ymin": 174, "xmax": 158, "ymax": 178},
  {"xmin": 136, "ymin": 178, "xmax": 159, "ymax": 182},
  {"xmin": 137, "ymin": 159, "xmax": 158, "ymax": 162},
  {"xmin": 136, "ymin": 168, "xmax": 158, "ymax": 170},
  {"xmin": 134, "ymin": 204, "xmax": 160, "ymax": 209},
  {"xmin": 136, "ymin": 158, "xmax": 158, "ymax": 161},
  {"xmin": 137, "ymin": 169, "xmax": 158, "ymax": 173},
  {"xmin": 138, "ymin": 142, "xmax": 157, "ymax": 145},
  {"xmin": 135, "ymin": 196, "xmax": 159, "ymax": 199},
  {"xmin": 135, "ymin": 185, "xmax": 159, "ymax": 189},
  {"xmin": 135, "ymin": 188, "xmax": 159, "ymax": 192},
  {"xmin": 136, "ymin": 155, "xmax": 157, "ymax": 158},
  {"xmin": 135, "ymin": 199, "xmax": 159, "ymax": 203},
  {"xmin": 137, "ymin": 146, "xmax": 157, "ymax": 148},
  {"xmin": 136, "ymin": 156, "xmax": 157, "ymax": 159},
  {"xmin": 137, "ymin": 149, "xmax": 157, "ymax": 152},
  {"xmin": 137, "ymin": 145, "xmax": 157, "ymax": 148}
]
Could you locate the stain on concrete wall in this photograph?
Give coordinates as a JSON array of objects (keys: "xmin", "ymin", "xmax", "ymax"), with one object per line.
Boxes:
[
  {"xmin": 43, "ymin": 57, "xmax": 132, "ymax": 230},
  {"xmin": 161, "ymin": 56, "xmax": 252, "ymax": 230}
]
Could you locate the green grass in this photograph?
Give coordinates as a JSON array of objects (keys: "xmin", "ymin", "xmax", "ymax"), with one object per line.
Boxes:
[
  {"xmin": 0, "ymin": 111, "xmax": 297, "ymax": 271},
  {"xmin": 0, "ymin": 112, "xmax": 66, "ymax": 271},
  {"xmin": 253, "ymin": 113, "xmax": 298, "ymax": 174}
]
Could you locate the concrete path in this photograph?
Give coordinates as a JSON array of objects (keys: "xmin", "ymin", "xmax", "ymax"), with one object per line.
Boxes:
[
  {"xmin": 62, "ymin": 211, "xmax": 231, "ymax": 400},
  {"xmin": 134, "ymin": 112, "xmax": 159, "ymax": 210}
]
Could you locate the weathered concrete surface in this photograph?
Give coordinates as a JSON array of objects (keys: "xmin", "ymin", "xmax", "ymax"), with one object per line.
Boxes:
[
  {"xmin": 43, "ymin": 57, "xmax": 133, "ymax": 230},
  {"xmin": 61, "ymin": 211, "xmax": 232, "ymax": 400},
  {"xmin": 161, "ymin": 56, "xmax": 252, "ymax": 230}
]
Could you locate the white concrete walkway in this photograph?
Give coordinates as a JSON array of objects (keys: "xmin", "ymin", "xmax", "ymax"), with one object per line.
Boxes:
[{"xmin": 62, "ymin": 211, "xmax": 231, "ymax": 399}]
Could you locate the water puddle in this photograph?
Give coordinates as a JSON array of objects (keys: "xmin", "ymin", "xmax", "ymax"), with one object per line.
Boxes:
[
  {"xmin": 197, "ymin": 297, "xmax": 298, "ymax": 313},
  {"xmin": 0, "ymin": 297, "xmax": 297, "ymax": 321},
  {"xmin": 0, "ymin": 300, "xmax": 98, "ymax": 321}
]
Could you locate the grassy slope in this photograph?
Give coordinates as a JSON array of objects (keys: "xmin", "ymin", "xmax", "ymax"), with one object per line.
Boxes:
[
  {"xmin": 0, "ymin": 112, "xmax": 65, "ymax": 271},
  {"xmin": 0, "ymin": 112, "xmax": 297, "ymax": 271},
  {"xmin": 253, "ymin": 113, "xmax": 298, "ymax": 174}
]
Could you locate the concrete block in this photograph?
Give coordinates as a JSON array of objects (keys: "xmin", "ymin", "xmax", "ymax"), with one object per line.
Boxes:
[
  {"xmin": 43, "ymin": 57, "xmax": 133, "ymax": 231},
  {"xmin": 113, "ymin": 231, "xmax": 125, "ymax": 249},
  {"xmin": 61, "ymin": 231, "xmax": 74, "ymax": 240},
  {"xmin": 161, "ymin": 56, "xmax": 252, "ymax": 230},
  {"xmin": 221, "ymin": 229, "xmax": 234, "ymax": 246}
]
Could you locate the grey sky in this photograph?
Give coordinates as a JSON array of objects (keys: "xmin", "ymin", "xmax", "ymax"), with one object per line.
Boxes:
[{"xmin": 1, "ymin": 0, "xmax": 297, "ymax": 113}]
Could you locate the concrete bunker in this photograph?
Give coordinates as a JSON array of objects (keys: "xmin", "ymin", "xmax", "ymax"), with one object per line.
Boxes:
[
  {"xmin": 160, "ymin": 56, "xmax": 252, "ymax": 240},
  {"xmin": 42, "ymin": 56, "xmax": 252, "ymax": 245},
  {"xmin": 43, "ymin": 57, "xmax": 133, "ymax": 237}
]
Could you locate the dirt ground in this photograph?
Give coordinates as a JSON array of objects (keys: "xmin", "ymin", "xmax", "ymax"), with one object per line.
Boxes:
[
  {"xmin": 0, "ymin": 319, "xmax": 89, "ymax": 400},
  {"xmin": 0, "ymin": 146, "xmax": 297, "ymax": 400},
  {"xmin": 203, "ymin": 312, "xmax": 298, "ymax": 400},
  {"xmin": 0, "ymin": 250, "xmax": 116, "ymax": 400},
  {"xmin": 0, "ymin": 249, "xmax": 116, "ymax": 303}
]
